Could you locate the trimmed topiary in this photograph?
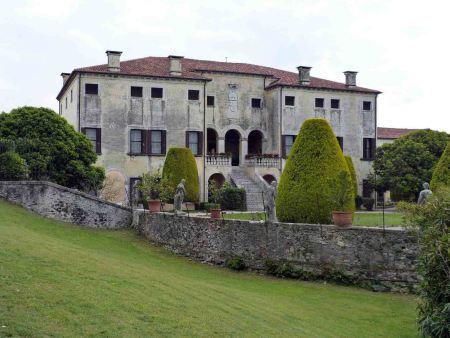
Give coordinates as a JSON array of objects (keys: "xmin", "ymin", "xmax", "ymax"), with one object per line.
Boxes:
[
  {"xmin": 162, "ymin": 147, "xmax": 199, "ymax": 202},
  {"xmin": 345, "ymin": 156, "xmax": 358, "ymax": 197},
  {"xmin": 430, "ymin": 141, "xmax": 450, "ymax": 191},
  {"xmin": 0, "ymin": 151, "xmax": 28, "ymax": 180},
  {"xmin": 276, "ymin": 118, "xmax": 354, "ymax": 224}
]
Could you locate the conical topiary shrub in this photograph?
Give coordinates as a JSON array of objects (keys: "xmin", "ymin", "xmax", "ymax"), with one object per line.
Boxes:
[
  {"xmin": 276, "ymin": 119, "xmax": 354, "ymax": 224},
  {"xmin": 430, "ymin": 141, "xmax": 450, "ymax": 191},
  {"xmin": 162, "ymin": 147, "xmax": 199, "ymax": 202},
  {"xmin": 345, "ymin": 155, "xmax": 358, "ymax": 197}
]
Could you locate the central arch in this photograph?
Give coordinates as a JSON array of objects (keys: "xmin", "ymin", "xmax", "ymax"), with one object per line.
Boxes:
[
  {"xmin": 248, "ymin": 130, "xmax": 263, "ymax": 155},
  {"xmin": 225, "ymin": 129, "xmax": 241, "ymax": 166}
]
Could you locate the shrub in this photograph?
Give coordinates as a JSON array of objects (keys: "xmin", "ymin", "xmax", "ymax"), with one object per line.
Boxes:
[
  {"xmin": 225, "ymin": 257, "xmax": 246, "ymax": 271},
  {"xmin": 398, "ymin": 190, "xmax": 449, "ymax": 337},
  {"xmin": 276, "ymin": 118, "xmax": 354, "ymax": 224},
  {"xmin": 430, "ymin": 141, "xmax": 450, "ymax": 191},
  {"xmin": 345, "ymin": 156, "xmax": 358, "ymax": 197},
  {"xmin": 137, "ymin": 170, "xmax": 172, "ymax": 203},
  {"xmin": 0, "ymin": 151, "xmax": 28, "ymax": 180},
  {"xmin": 362, "ymin": 197, "xmax": 375, "ymax": 211},
  {"xmin": 162, "ymin": 147, "xmax": 199, "ymax": 202},
  {"xmin": 217, "ymin": 182, "xmax": 246, "ymax": 210}
]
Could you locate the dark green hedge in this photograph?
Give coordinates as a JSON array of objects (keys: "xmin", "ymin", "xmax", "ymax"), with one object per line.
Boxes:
[
  {"xmin": 345, "ymin": 156, "xmax": 358, "ymax": 197},
  {"xmin": 430, "ymin": 141, "xmax": 450, "ymax": 191},
  {"xmin": 218, "ymin": 183, "xmax": 246, "ymax": 211},
  {"xmin": 276, "ymin": 118, "xmax": 354, "ymax": 224},
  {"xmin": 0, "ymin": 151, "xmax": 28, "ymax": 180},
  {"xmin": 162, "ymin": 147, "xmax": 199, "ymax": 202}
]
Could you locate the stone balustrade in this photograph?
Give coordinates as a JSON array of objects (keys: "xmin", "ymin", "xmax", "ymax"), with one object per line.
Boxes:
[
  {"xmin": 206, "ymin": 154, "xmax": 231, "ymax": 166},
  {"xmin": 245, "ymin": 155, "xmax": 280, "ymax": 168}
]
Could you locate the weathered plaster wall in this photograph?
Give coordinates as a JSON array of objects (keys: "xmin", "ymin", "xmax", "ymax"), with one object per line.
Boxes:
[
  {"xmin": 135, "ymin": 211, "xmax": 419, "ymax": 292},
  {"xmin": 0, "ymin": 181, "xmax": 131, "ymax": 228},
  {"xmin": 59, "ymin": 74, "xmax": 79, "ymax": 128}
]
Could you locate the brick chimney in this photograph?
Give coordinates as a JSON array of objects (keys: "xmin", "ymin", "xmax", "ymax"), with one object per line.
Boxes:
[
  {"xmin": 169, "ymin": 55, "xmax": 183, "ymax": 76},
  {"xmin": 61, "ymin": 72, "xmax": 70, "ymax": 85},
  {"xmin": 344, "ymin": 71, "xmax": 357, "ymax": 87},
  {"xmin": 106, "ymin": 50, "xmax": 122, "ymax": 72},
  {"xmin": 297, "ymin": 66, "xmax": 311, "ymax": 85}
]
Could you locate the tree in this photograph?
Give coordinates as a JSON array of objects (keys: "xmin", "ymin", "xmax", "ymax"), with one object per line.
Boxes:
[
  {"xmin": 373, "ymin": 129, "xmax": 449, "ymax": 201},
  {"xmin": 345, "ymin": 156, "xmax": 358, "ymax": 197},
  {"xmin": 0, "ymin": 151, "xmax": 28, "ymax": 180},
  {"xmin": 276, "ymin": 118, "xmax": 354, "ymax": 224},
  {"xmin": 162, "ymin": 147, "xmax": 199, "ymax": 202},
  {"xmin": 0, "ymin": 106, "xmax": 104, "ymax": 191},
  {"xmin": 430, "ymin": 141, "xmax": 450, "ymax": 191}
]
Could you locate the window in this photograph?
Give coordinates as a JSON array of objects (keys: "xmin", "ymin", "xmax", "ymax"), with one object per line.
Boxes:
[
  {"xmin": 131, "ymin": 86, "xmax": 143, "ymax": 98},
  {"xmin": 151, "ymin": 87, "xmax": 163, "ymax": 98},
  {"xmin": 65, "ymin": 97, "xmax": 67, "ymax": 109},
  {"xmin": 363, "ymin": 101, "xmax": 372, "ymax": 111},
  {"xmin": 207, "ymin": 96, "xmax": 215, "ymax": 107},
  {"xmin": 362, "ymin": 180, "xmax": 372, "ymax": 198},
  {"xmin": 129, "ymin": 177, "xmax": 142, "ymax": 205},
  {"xmin": 315, "ymin": 98, "xmax": 324, "ymax": 108},
  {"xmin": 186, "ymin": 131, "xmax": 203, "ymax": 156},
  {"xmin": 188, "ymin": 90, "xmax": 199, "ymax": 100},
  {"xmin": 70, "ymin": 89, "xmax": 73, "ymax": 102},
  {"xmin": 363, "ymin": 138, "xmax": 376, "ymax": 160},
  {"xmin": 130, "ymin": 129, "xmax": 145, "ymax": 154},
  {"xmin": 85, "ymin": 83, "xmax": 98, "ymax": 95},
  {"xmin": 251, "ymin": 98, "xmax": 262, "ymax": 108},
  {"xmin": 282, "ymin": 135, "xmax": 296, "ymax": 158},
  {"xmin": 285, "ymin": 96, "xmax": 295, "ymax": 106},
  {"xmin": 149, "ymin": 130, "xmax": 166, "ymax": 155},
  {"xmin": 331, "ymin": 99, "xmax": 340, "ymax": 109},
  {"xmin": 336, "ymin": 136, "xmax": 343, "ymax": 151},
  {"xmin": 83, "ymin": 128, "xmax": 101, "ymax": 154}
]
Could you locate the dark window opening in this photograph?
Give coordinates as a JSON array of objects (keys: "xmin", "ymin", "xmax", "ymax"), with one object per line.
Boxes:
[
  {"xmin": 207, "ymin": 96, "xmax": 215, "ymax": 107},
  {"xmin": 131, "ymin": 86, "xmax": 143, "ymax": 98},
  {"xmin": 285, "ymin": 96, "xmax": 295, "ymax": 106},
  {"xmin": 336, "ymin": 137, "xmax": 344, "ymax": 151},
  {"xmin": 251, "ymin": 98, "xmax": 262, "ymax": 108},
  {"xmin": 331, "ymin": 99, "xmax": 340, "ymax": 109},
  {"xmin": 85, "ymin": 83, "xmax": 98, "ymax": 95},
  {"xmin": 188, "ymin": 90, "xmax": 199, "ymax": 101},
  {"xmin": 70, "ymin": 89, "xmax": 73, "ymax": 102},
  {"xmin": 315, "ymin": 98, "xmax": 324, "ymax": 108},
  {"xmin": 363, "ymin": 138, "xmax": 376, "ymax": 160},
  {"xmin": 65, "ymin": 97, "xmax": 67, "ymax": 109},
  {"xmin": 363, "ymin": 101, "xmax": 372, "ymax": 111},
  {"xmin": 129, "ymin": 177, "xmax": 142, "ymax": 205},
  {"xmin": 362, "ymin": 180, "xmax": 372, "ymax": 198},
  {"xmin": 151, "ymin": 87, "xmax": 163, "ymax": 98}
]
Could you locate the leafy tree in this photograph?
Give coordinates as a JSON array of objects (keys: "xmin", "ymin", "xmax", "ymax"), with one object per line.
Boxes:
[
  {"xmin": 345, "ymin": 156, "xmax": 358, "ymax": 197},
  {"xmin": 0, "ymin": 106, "xmax": 104, "ymax": 191},
  {"xmin": 430, "ymin": 141, "xmax": 450, "ymax": 191},
  {"xmin": 0, "ymin": 151, "xmax": 28, "ymax": 180},
  {"xmin": 373, "ymin": 129, "xmax": 449, "ymax": 201},
  {"xmin": 276, "ymin": 118, "xmax": 354, "ymax": 224}
]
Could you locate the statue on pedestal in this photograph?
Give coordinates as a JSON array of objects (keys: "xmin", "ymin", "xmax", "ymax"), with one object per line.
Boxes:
[
  {"xmin": 417, "ymin": 182, "xmax": 432, "ymax": 205},
  {"xmin": 265, "ymin": 181, "xmax": 278, "ymax": 222},
  {"xmin": 174, "ymin": 179, "xmax": 186, "ymax": 214}
]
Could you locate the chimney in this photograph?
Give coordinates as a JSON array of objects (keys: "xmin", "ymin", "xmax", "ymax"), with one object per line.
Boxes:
[
  {"xmin": 169, "ymin": 55, "xmax": 183, "ymax": 76},
  {"xmin": 106, "ymin": 50, "xmax": 122, "ymax": 72},
  {"xmin": 61, "ymin": 72, "xmax": 70, "ymax": 85},
  {"xmin": 297, "ymin": 66, "xmax": 312, "ymax": 85},
  {"xmin": 344, "ymin": 71, "xmax": 357, "ymax": 87}
]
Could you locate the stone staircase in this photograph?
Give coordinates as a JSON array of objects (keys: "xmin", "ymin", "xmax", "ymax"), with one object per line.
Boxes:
[{"xmin": 230, "ymin": 167, "xmax": 265, "ymax": 211}]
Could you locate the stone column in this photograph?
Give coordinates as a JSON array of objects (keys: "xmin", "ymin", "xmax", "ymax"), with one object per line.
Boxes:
[
  {"xmin": 241, "ymin": 137, "xmax": 248, "ymax": 166},
  {"xmin": 218, "ymin": 137, "xmax": 225, "ymax": 153}
]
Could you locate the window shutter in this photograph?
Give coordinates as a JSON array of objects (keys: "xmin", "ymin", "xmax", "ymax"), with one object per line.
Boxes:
[
  {"xmin": 95, "ymin": 128, "xmax": 101, "ymax": 154},
  {"xmin": 161, "ymin": 130, "xmax": 167, "ymax": 155},
  {"xmin": 142, "ymin": 130, "xmax": 148, "ymax": 154},
  {"xmin": 197, "ymin": 131, "xmax": 203, "ymax": 156},
  {"xmin": 281, "ymin": 135, "xmax": 286, "ymax": 158},
  {"xmin": 185, "ymin": 131, "xmax": 189, "ymax": 148},
  {"xmin": 370, "ymin": 138, "xmax": 376, "ymax": 159}
]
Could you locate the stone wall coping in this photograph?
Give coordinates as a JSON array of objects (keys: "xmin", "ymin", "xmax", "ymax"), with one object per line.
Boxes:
[{"xmin": 0, "ymin": 181, "xmax": 132, "ymax": 212}]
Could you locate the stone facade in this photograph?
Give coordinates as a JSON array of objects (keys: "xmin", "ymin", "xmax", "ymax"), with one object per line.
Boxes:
[
  {"xmin": 135, "ymin": 211, "xmax": 419, "ymax": 292},
  {"xmin": 0, "ymin": 181, "xmax": 131, "ymax": 228}
]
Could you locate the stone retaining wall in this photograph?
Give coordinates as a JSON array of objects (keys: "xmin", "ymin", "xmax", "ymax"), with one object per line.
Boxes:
[
  {"xmin": 135, "ymin": 211, "xmax": 419, "ymax": 292},
  {"xmin": 0, "ymin": 181, "xmax": 131, "ymax": 228}
]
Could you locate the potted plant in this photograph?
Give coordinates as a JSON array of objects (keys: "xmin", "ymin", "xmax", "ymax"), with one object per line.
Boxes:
[
  {"xmin": 210, "ymin": 203, "xmax": 222, "ymax": 219},
  {"xmin": 137, "ymin": 170, "xmax": 171, "ymax": 213},
  {"xmin": 332, "ymin": 170, "xmax": 354, "ymax": 228}
]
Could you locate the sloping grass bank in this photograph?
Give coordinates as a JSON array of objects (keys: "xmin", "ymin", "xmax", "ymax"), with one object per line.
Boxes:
[{"xmin": 0, "ymin": 201, "xmax": 417, "ymax": 337}]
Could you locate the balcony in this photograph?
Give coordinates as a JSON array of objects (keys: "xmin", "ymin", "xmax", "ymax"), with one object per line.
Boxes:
[
  {"xmin": 245, "ymin": 154, "xmax": 280, "ymax": 168},
  {"xmin": 206, "ymin": 154, "xmax": 231, "ymax": 166}
]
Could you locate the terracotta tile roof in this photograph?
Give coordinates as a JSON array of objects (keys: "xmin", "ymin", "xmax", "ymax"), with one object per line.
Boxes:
[{"xmin": 377, "ymin": 127, "xmax": 420, "ymax": 139}]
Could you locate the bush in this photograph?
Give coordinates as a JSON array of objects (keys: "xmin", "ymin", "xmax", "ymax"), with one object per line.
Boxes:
[
  {"xmin": 345, "ymin": 156, "xmax": 358, "ymax": 197},
  {"xmin": 362, "ymin": 197, "xmax": 375, "ymax": 211},
  {"xmin": 430, "ymin": 141, "xmax": 450, "ymax": 191},
  {"xmin": 162, "ymin": 147, "xmax": 199, "ymax": 202},
  {"xmin": 137, "ymin": 170, "xmax": 172, "ymax": 203},
  {"xmin": 217, "ymin": 182, "xmax": 246, "ymax": 210},
  {"xmin": 225, "ymin": 257, "xmax": 246, "ymax": 271},
  {"xmin": 355, "ymin": 195, "xmax": 363, "ymax": 210},
  {"xmin": 0, "ymin": 151, "xmax": 28, "ymax": 180},
  {"xmin": 276, "ymin": 118, "xmax": 354, "ymax": 224},
  {"xmin": 398, "ymin": 190, "xmax": 449, "ymax": 337}
]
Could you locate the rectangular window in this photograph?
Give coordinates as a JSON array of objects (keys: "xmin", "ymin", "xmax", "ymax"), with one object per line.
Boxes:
[
  {"xmin": 85, "ymin": 83, "xmax": 98, "ymax": 95},
  {"xmin": 151, "ymin": 87, "xmax": 163, "ymax": 98},
  {"xmin": 251, "ymin": 98, "xmax": 262, "ymax": 108},
  {"xmin": 70, "ymin": 89, "xmax": 73, "ymax": 102},
  {"xmin": 336, "ymin": 136, "xmax": 344, "ymax": 151},
  {"xmin": 129, "ymin": 177, "xmax": 142, "ymax": 205},
  {"xmin": 363, "ymin": 138, "xmax": 376, "ymax": 160},
  {"xmin": 285, "ymin": 96, "xmax": 295, "ymax": 106},
  {"xmin": 83, "ymin": 128, "xmax": 101, "ymax": 154},
  {"xmin": 331, "ymin": 99, "xmax": 340, "ymax": 109},
  {"xmin": 188, "ymin": 90, "xmax": 200, "ymax": 101},
  {"xmin": 130, "ymin": 129, "xmax": 144, "ymax": 154},
  {"xmin": 207, "ymin": 95, "xmax": 215, "ymax": 107},
  {"xmin": 186, "ymin": 131, "xmax": 203, "ymax": 156},
  {"xmin": 149, "ymin": 130, "xmax": 166, "ymax": 155},
  {"xmin": 363, "ymin": 101, "xmax": 372, "ymax": 111},
  {"xmin": 65, "ymin": 97, "xmax": 67, "ymax": 109},
  {"xmin": 131, "ymin": 86, "xmax": 143, "ymax": 98},
  {"xmin": 362, "ymin": 180, "xmax": 372, "ymax": 198},
  {"xmin": 282, "ymin": 135, "xmax": 296, "ymax": 158},
  {"xmin": 315, "ymin": 98, "xmax": 324, "ymax": 108}
]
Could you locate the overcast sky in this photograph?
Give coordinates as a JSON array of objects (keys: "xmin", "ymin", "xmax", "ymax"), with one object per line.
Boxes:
[{"xmin": 1, "ymin": 0, "xmax": 449, "ymax": 132}]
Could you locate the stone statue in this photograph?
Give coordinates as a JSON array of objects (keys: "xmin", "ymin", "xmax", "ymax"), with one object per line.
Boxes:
[
  {"xmin": 418, "ymin": 182, "xmax": 432, "ymax": 205},
  {"xmin": 174, "ymin": 179, "xmax": 186, "ymax": 214},
  {"xmin": 265, "ymin": 181, "xmax": 278, "ymax": 222}
]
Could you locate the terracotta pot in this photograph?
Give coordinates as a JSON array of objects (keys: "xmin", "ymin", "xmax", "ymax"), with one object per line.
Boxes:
[
  {"xmin": 210, "ymin": 208, "xmax": 221, "ymax": 219},
  {"xmin": 332, "ymin": 211, "xmax": 353, "ymax": 228},
  {"xmin": 147, "ymin": 200, "xmax": 161, "ymax": 213}
]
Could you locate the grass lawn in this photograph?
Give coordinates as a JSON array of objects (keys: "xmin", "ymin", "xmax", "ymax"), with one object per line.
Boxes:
[
  {"xmin": 0, "ymin": 201, "xmax": 418, "ymax": 337},
  {"xmin": 224, "ymin": 211, "xmax": 405, "ymax": 227}
]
